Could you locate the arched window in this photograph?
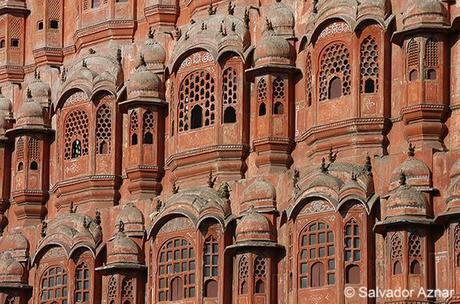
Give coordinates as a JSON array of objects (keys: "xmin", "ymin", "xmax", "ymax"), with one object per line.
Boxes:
[
  {"xmin": 75, "ymin": 263, "xmax": 90, "ymax": 303},
  {"xmin": 203, "ymin": 236, "xmax": 218, "ymax": 296},
  {"xmin": 424, "ymin": 38, "xmax": 438, "ymax": 81},
  {"xmin": 222, "ymin": 67, "xmax": 238, "ymax": 123},
  {"xmin": 190, "ymin": 105, "xmax": 203, "ymax": 129},
  {"xmin": 328, "ymin": 77, "xmax": 342, "ymax": 99},
  {"xmin": 64, "ymin": 110, "xmax": 89, "ymax": 160},
  {"xmin": 142, "ymin": 111, "xmax": 154, "ymax": 144},
  {"xmin": 71, "ymin": 140, "xmax": 82, "ymax": 159},
  {"xmin": 16, "ymin": 137, "xmax": 24, "ymax": 160},
  {"xmin": 108, "ymin": 276, "xmax": 117, "ymax": 303},
  {"xmin": 28, "ymin": 137, "xmax": 40, "ymax": 162},
  {"xmin": 319, "ymin": 43, "xmax": 351, "ymax": 101},
  {"xmin": 38, "ymin": 21, "xmax": 44, "ymax": 30},
  {"xmin": 121, "ymin": 277, "xmax": 134, "ymax": 304},
  {"xmin": 178, "ymin": 70, "xmax": 216, "ymax": 132},
  {"xmin": 254, "ymin": 256, "xmax": 267, "ymax": 293},
  {"xmin": 157, "ymin": 238, "xmax": 195, "ymax": 301},
  {"xmin": 91, "ymin": 0, "xmax": 100, "ymax": 8},
  {"xmin": 204, "ymin": 280, "xmax": 218, "ymax": 298},
  {"xmin": 129, "ymin": 111, "xmax": 138, "ymax": 146},
  {"xmin": 455, "ymin": 224, "xmax": 460, "ymax": 267},
  {"xmin": 96, "ymin": 104, "xmax": 112, "ymax": 155},
  {"xmin": 257, "ymin": 78, "xmax": 267, "ymax": 116},
  {"xmin": 17, "ymin": 162, "xmax": 23, "ymax": 171},
  {"xmin": 345, "ymin": 264, "xmax": 360, "ymax": 284},
  {"xmin": 344, "ymin": 219, "xmax": 361, "ymax": 262},
  {"xmin": 238, "ymin": 255, "xmax": 249, "ymax": 295},
  {"xmin": 50, "ymin": 20, "xmax": 59, "ymax": 29},
  {"xmin": 407, "ymin": 39, "xmax": 420, "ymax": 81},
  {"xmin": 30, "ymin": 161, "xmax": 38, "ymax": 170},
  {"xmin": 409, "ymin": 233, "xmax": 422, "ymax": 274},
  {"xmin": 40, "ymin": 266, "xmax": 68, "ymax": 304},
  {"xmin": 305, "ymin": 52, "xmax": 313, "ymax": 105},
  {"xmin": 0, "ymin": 39, "xmax": 5, "ymax": 48},
  {"xmin": 273, "ymin": 77, "xmax": 285, "ymax": 113},
  {"xmin": 390, "ymin": 233, "xmax": 403, "ymax": 275},
  {"xmin": 360, "ymin": 36, "xmax": 379, "ymax": 93},
  {"xmin": 299, "ymin": 221, "xmax": 335, "ymax": 288}
]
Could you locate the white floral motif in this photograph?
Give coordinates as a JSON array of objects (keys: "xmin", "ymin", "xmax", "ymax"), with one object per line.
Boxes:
[{"xmin": 318, "ymin": 22, "xmax": 350, "ymax": 40}]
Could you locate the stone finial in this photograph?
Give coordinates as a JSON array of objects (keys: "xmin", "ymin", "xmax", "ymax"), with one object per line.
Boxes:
[
  {"xmin": 312, "ymin": 0, "xmax": 318, "ymax": 13},
  {"xmin": 148, "ymin": 27, "xmax": 155, "ymax": 39},
  {"xmin": 220, "ymin": 21, "xmax": 227, "ymax": 36},
  {"xmin": 155, "ymin": 199, "xmax": 163, "ymax": 212},
  {"xmin": 408, "ymin": 143, "xmax": 415, "ymax": 157},
  {"xmin": 265, "ymin": 17, "xmax": 273, "ymax": 31},
  {"xmin": 201, "ymin": 22, "xmax": 207, "ymax": 30},
  {"xmin": 218, "ymin": 182, "xmax": 231, "ymax": 199},
  {"xmin": 116, "ymin": 49, "xmax": 122, "ymax": 64},
  {"xmin": 118, "ymin": 220, "xmax": 125, "ymax": 233},
  {"xmin": 228, "ymin": 1, "xmax": 235, "ymax": 15},
  {"xmin": 328, "ymin": 147, "xmax": 337, "ymax": 163},
  {"xmin": 26, "ymin": 88, "xmax": 32, "ymax": 99},
  {"xmin": 399, "ymin": 171, "xmax": 407, "ymax": 186},
  {"xmin": 351, "ymin": 171, "xmax": 357, "ymax": 181},
  {"xmin": 365, "ymin": 154, "xmax": 372, "ymax": 175},
  {"xmin": 41, "ymin": 221, "xmax": 47, "ymax": 237},
  {"xmin": 69, "ymin": 202, "xmax": 77, "ymax": 213},
  {"xmin": 82, "ymin": 59, "xmax": 88, "ymax": 68},
  {"xmin": 95, "ymin": 209, "xmax": 101, "ymax": 225},
  {"xmin": 208, "ymin": 2, "xmax": 217, "ymax": 15},
  {"xmin": 172, "ymin": 181, "xmax": 179, "ymax": 194},
  {"xmin": 139, "ymin": 53, "xmax": 146, "ymax": 67},
  {"xmin": 88, "ymin": 48, "xmax": 96, "ymax": 54},
  {"xmin": 83, "ymin": 217, "xmax": 91, "ymax": 229},
  {"xmin": 207, "ymin": 171, "xmax": 217, "ymax": 188},
  {"xmin": 61, "ymin": 67, "xmax": 67, "ymax": 82},
  {"xmin": 320, "ymin": 157, "xmax": 327, "ymax": 173},
  {"xmin": 231, "ymin": 22, "xmax": 236, "ymax": 31}
]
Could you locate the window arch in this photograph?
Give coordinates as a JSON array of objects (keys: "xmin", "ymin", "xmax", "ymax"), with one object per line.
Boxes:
[
  {"xmin": 40, "ymin": 266, "xmax": 68, "ymax": 304},
  {"xmin": 143, "ymin": 111, "xmax": 154, "ymax": 144},
  {"xmin": 157, "ymin": 238, "xmax": 195, "ymax": 301},
  {"xmin": 254, "ymin": 256, "xmax": 267, "ymax": 293},
  {"xmin": 17, "ymin": 162, "xmax": 23, "ymax": 171},
  {"xmin": 222, "ymin": 67, "xmax": 238, "ymax": 123},
  {"xmin": 299, "ymin": 221, "xmax": 335, "ymax": 288},
  {"xmin": 424, "ymin": 38, "xmax": 439, "ymax": 80},
  {"xmin": 190, "ymin": 105, "xmax": 203, "ymax": 129},
  {"xmin": 121, "ymin": 277, "xmax": 134, "ymax": 304},
  {"xmin": 360, "ymin": 36, "xmax": 379, "ymax": 93},
  {"xmin": 203, "ymin": 235, "xmax": 218, "ymax": 298},
  {"xmin": 319, "ymin": 43, "xmax": 351, "ymax": 101},
  {"xmin": 64, "ymin": 110, "xmax": 89, "ymax": 160},
  {"xmin": 408, "ymin": 233, "xmax": 422, "ymax": 274},
  {"xmin": 273, "ymin": 77, "xmax": 285, "ymax": 114},
  {"xmin": 257, "ymin": 78, "xmax": 267, "ymax": 116},
  {"xmin": 407, "ymin": 39, "xmax": 420, "ymax": 81},
  {"xmin": 16, "ymin": 137, "xmax": 24, "ymax": 160},
  {"xmin": 96, "ymin": 104, "xmax": 112, "ymax": 155},
  {"xmin": 344, "ymin": 219, "xmax": 361, "ymax": 262},
  {"xmin": 178, "ymin": 70, "xmax": 216, "ymax": 131},
  {"xmin": 129, "ymin": 111, "xmax": 139, "ymax": 145},
  {"xmin": 238, "ymin": 255, "xmax": 249, "ymax": 295},
  {"xmin": 390, "ymin": 233, "xmax": 403, "ymax": 275},
  {"xmin": 75, "ymin": 263, "xmax": 90, "ymax": 303},
  {"xmin": 345, "ymin": 264, "xmax": 360, "ymax": 284}
]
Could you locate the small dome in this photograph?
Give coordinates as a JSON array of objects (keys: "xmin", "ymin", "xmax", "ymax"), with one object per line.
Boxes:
[
  {"xmin": 385, "ymin": 183, "xmax": 428, "ymax": 219},
  {"xmin": 142, "ymin": 30, "xmax": 166, "ymax": 68},
  {"xmin": 241, "ymin": 180, "xmax": 276, "ymax": 211},
  {"xmin": 107, "ymin": 227, "xmax": 141, "ymax": 265},
  {"xmin": 127, "ymin": 63, "xmax": 162, "ymax": 99},
  {"xmin": 403, "ymin": 0, "xmax": 447, "ymax": 29},
  {"xmin": 16, "ymin": 92, "xmax": 44, "ymax": 126},
  {"xmin": 236, "ymin": 207, "xmax": 274, "ymax": 243},
  {"xmin": 254, "ymin": 26, "xmax": 291, "ymax": 66},
  {"xmin": 29, "ymin": 75, "xmax": 50, "ymax": 100},
  {"xmin": 116, "ymin": 203, "xmax": 145, "ymax": 236},
  {"xmin": 0, "ymin": 90, "xmax": 12, "ymax": 115},
  {"xmin": 306, "ymin": 172, "xmax": 343, "ymax": 193},
  {"xmin": 266, "ymin": 0, "xmax": 294, "ymax": 37},
  {"xmin": 0, "ymin": 252, "xmax": 25, "ymax": 283},
  {"xmin": 390, "ymin": 157, "xmax": 431, "ymax": 190}
]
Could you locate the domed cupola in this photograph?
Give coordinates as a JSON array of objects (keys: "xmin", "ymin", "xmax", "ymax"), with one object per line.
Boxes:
[
  {"xmin": 107, "ymin": 221, "xmax": 142, "ymax": 266},
  {"xmin": 15, "ymin": 89, "xmax": 45, "ymax": 128},
  {"xmin": 141, "ymin": 29, "xmax": 166, "ymax": 71},
  {"xmin": 402, "ymin": 0, "xmax": 448, "ymax": 30},
  {"xmin": 241, "ymin": 180, "xmax": 276, "ymax": 212},
  {"xmin": 389, "ymin": 144, "xmax": 431, "ymax": 191},
  {"xmin": 0, "ymin": 88, "xmax": 12, "ymax": 118},
  {"xmin": 0, "ymin": 251, "xmax": 26, "ymax": 284},
  {"xmin": 357, "ymin": 0, "xmax": 391, "ymax": 20},
  {"xmin": 127, "ymin": 56, "xmax": 163, "ymax": 100},
  {"xmin": 265, "ymin": 0, "xmax": 294, "ymax": 37},
  {"xmin": 115, "ymin": 203, "xmax": 145, "ymax": 238},
  {"xmin": 385, "ymin": 172, "xmax": 429, "ymax": 221},
  {"xmin": 28, "ymin": 71, "xmax": 50, "ymax": 107},
  {"xmin": 235, "ymin": 207, "xmax": 274, "ymax": 244},
  {"xmin": 254, "ymin": 19, "xmax": 292, "ymax": 67}
]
